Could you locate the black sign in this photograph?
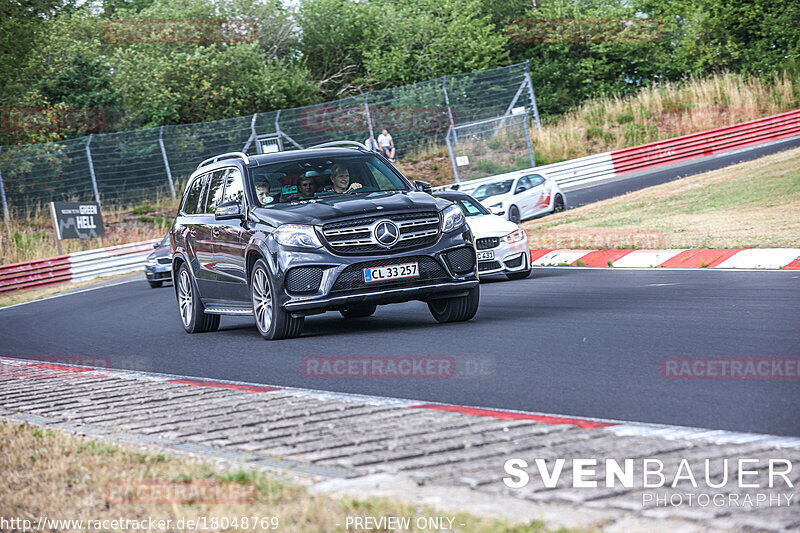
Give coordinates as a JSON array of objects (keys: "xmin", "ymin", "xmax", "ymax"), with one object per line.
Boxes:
[{"xmin": 50, "ymin": 201, "xmax": 105, "ymax": 239}]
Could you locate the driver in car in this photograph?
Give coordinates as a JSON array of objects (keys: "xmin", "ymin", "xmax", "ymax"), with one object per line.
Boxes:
[{"xmin": 329, "ymin": 163, "xmax": 363, "ymax": 194}]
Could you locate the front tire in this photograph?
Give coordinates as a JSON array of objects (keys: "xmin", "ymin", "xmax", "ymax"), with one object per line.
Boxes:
[
  {"xmin": 553, "ymin": 194, "xmax": 565, "ymax": 213},
  {"xmin": 176, "ymin": 264, "xmax": 219, "ymax": 333},
  {"xmin": 340, "ymin": 304, "xmax": 377, "ymax": 318},
  {"xmin": 508, "ymin": 205, "xmax": 521, "ymax": 224},
  {"xmin": 251, "ymin": 259, "xmax": 304, "ymax": 340},
  {"xmin": 427, "ymin": 285, "xmax": 480, "ymax": 323}
]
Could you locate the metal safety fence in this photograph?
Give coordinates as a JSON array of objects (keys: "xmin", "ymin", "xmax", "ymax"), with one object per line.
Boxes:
[{"xmin": 0, "ymin": 61, "xmax": 540, "ymax": 220}]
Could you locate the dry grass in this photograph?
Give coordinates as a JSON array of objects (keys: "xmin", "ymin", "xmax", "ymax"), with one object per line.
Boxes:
[
  {"xmin": 530, "ymin": 71, "xmax": 800, "ymax": 164},
  {"xmin": 522, "ymin": 147, "xmax": 800, "ymax": 249},
  {"xmin": 400, "ymin": 71, "xmax": 800, "ymax": 181},
  {"xmin": 0, "ymin": 420, "xmax": 560, "ymax": 533},
  {"xmin": 0, "ymin": 197, "xmax": 178, "ymax": 265}
]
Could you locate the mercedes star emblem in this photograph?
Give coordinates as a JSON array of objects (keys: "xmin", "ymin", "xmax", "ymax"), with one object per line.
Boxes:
[{"xmin": 373, "ymin": 220, "xmax": 400, "ymax": 247}]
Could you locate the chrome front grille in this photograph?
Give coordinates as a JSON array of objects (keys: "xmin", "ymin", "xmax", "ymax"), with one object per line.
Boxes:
[{"xmin": 321, "ymin": 212, "xmax": 440, "ymax": 254}]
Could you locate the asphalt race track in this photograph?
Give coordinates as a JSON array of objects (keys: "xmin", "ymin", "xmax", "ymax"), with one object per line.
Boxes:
[{"xmin": 2, "ymin": 268, "xmax": 798, "ymax": 437}]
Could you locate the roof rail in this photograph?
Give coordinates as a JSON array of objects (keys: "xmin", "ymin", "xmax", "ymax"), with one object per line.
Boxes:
[
  {"xmin": 308, "ymin": 141, "xmax": 368, "ymax": 151},
  {"xmin": 197, "ymin": 152, "xmax": 250, "ymax": 170}
]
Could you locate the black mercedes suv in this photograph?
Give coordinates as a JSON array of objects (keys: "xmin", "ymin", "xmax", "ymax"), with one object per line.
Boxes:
[{"xmin": 170, "ymin": 142, "xmax": 480, "ymax": 340}]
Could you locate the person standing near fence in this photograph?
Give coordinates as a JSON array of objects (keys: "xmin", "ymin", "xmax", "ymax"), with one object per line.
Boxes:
[
  {"xmin": 364, "ymin": 135, "xmax": 380, "ymax": 152},
  {"xmin": 377, "ymin": 129, "xmax": 396, "ymax": 161}
]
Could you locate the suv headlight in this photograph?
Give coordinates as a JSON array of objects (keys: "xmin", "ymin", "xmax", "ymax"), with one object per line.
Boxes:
[
  {"xmin": 440, "ymin": 205, "xmax": 465, "ymax": 233},
  {"xmin": 146, "ymin": 254, "xmax": 157, "ymax": 265},
  {"xmin": 502, "ymin": 228, "xmax": 527, "ymax": 244},
  {"xmin": 273, "ymin": 224, "xmax": 322, "ymax": 248}
]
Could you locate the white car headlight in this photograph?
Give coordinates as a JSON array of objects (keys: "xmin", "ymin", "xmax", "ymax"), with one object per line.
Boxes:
[
  {"xmin": 440, "ymin": 204, "xmax": 465, "ymax": 233},
  {"xmin": 502, "ymin": 228, "xmax": 527, "ymax": 244},
  {"xmin": 274, "ymin": 224, "xmax": 322, "ymax": 248},
  {"xmin": 146, "ymin": 255, "xmax": 158, "ymax": 265}
]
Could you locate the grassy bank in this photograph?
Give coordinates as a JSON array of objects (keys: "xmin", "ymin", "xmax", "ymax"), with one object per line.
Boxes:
[
  {"xmin": 0, "ymin": 420, "xmax": 559, "ymax": 533},
  {"xmin": 396, "ymin": 71, "xmax": 800, "ymax": 186},
  {"xmin": 522, "ymin": 147, "xmax": 800, "ymax": 249}
]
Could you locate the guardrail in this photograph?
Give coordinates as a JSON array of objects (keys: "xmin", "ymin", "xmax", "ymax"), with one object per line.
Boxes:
[
  {"xmin": 436, "ymin": 108, "xmax": 800, "ymax": 194},
  {"xmin": 0, "ymin": 239, "xmax": 159, "ymax": 294}
]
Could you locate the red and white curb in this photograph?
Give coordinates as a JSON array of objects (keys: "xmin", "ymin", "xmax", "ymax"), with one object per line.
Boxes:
[
  {"xmin": 3, "ymin": 357, "xmax": 799, "ymax": 449},
  {"xmin": 529, "ymin": 248, "xmax": 800, "ymax": 269}
]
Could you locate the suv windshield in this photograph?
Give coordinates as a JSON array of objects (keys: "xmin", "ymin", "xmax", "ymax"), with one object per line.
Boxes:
[
  {"xmin": 250, "ymin": 154, "xmax": 410, "ymax": 207},
  {"xmin": 472, "ymin": 179, "xmax": 514, "ymax": 201}
]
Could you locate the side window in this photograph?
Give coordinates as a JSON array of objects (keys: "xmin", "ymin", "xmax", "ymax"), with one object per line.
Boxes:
[
  {"xmin": 182, "ymin": 175, "xmax": 205, "ymax": 215},
  {"xmin": 516, "ymin": 177, "xmax": 530, "ymax": 192},
  {"xmin": 527, "ymin": 174, "xmax": 545, "ymax": 187},
  {"xmin": 221, "ymin": 168, "xmax": 245, "ymax": 207},
  {"xmin": 202, "ymin": 170, "xmax": 227, "ymax": 214}
]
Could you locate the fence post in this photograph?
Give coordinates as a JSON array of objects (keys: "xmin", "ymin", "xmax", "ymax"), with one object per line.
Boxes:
[
  {"xmin": 0, "ymin": 147, "xmax": 9, "ymax": 222},
  {"xmin": 522, "ymin": 113, "xmax": 536, "ymax": 168},
  {"xmin": 445, "ymin": 128, "xmax": 460, "ymax": 183},
  {"xmin": 442, "ymin": 75, "xmax": 457, "ymax": 145},
  {"xmin": 242, "ymin": 113, "xmax": 258, "ymax": 153},
  {"xmin": 158, "ymin": 126, "xmax": 176, "ymax": 199},
  {"xmin": 85, "ymin": 134, "xmax": 101, "ymax": 204},
  {"xmin": 364, "ymin": 93, "xmax": 375, "ymax": 143},
  {"xmin": 275, "ymin": 109, "xmax": 303, "ymax": 150},
  {"xmin": 524, "ymin": 60, "xmax": 542, "ymax": 130}
]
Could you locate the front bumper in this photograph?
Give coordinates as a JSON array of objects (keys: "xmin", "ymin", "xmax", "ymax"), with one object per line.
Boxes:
[
  {"xmin": 270, "ymin": 227, "xmax": 479, "ymax": 315},
  {"xmin": 145, "ymin": 263, "xmax": 172, "ymax": 281},
  {"xmin": 476, "ymin": 238, "xmax": 530, "ymax": 275}
]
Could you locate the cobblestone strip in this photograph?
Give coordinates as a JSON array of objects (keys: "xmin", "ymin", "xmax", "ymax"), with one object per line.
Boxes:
[{"xmin": 1, "ymin": 358, "xmax": 797, "ymax": 532}]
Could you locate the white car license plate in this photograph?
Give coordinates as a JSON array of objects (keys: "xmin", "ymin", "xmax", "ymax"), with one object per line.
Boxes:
[
  {"xmin": 364, "ymin": 262, "xmax": 419, "ymax": 283},
  {"xmin": 476, "ymin": 250, "xmax": 495, "ymax": 261}
]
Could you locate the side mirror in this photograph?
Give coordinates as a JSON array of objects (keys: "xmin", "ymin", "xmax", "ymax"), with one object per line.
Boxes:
[
  {"xmin": 215, "ymin": 200, "xmax": 242, "ymax": 220},
  {"xmin": 413, "ymin": 180, "xmax": 432, "ymax": 195},
  {"xmin": 489, "ymin": 206, "xmax": 505, "ymax": 216},
  {"xmin": 153, "ymin": 243, "xmax": 159, "ymax": 249},
  {"xmin": 515, "ymin": 186, "xmax": 526, "ymax": 195}
]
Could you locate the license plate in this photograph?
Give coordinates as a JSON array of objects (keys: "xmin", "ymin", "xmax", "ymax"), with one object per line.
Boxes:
[
  {"xmin": 476, "ymin": 250, "xmax": 495, "ymax": 261},
  {"xmin": 364, "ymin": 262, "xmax": 419, "ymax": 283}
]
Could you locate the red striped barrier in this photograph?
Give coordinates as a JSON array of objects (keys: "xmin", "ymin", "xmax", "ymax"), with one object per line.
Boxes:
[
  {"xmin": 0, "ymin": 239, "xmax": 158, "ymax": 294},
  {"xmin": 611, "ymin": 109, "xmax": 800, "ymax": 175}
]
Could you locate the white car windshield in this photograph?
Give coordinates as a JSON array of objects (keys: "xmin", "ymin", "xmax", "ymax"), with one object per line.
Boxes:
[
  {"xmin": 450, "ymin": 197, "xmax": 490, "ymax": 217},
  {"xmin": 472, "ymin": 180, "xmax": 513, "ymax": 201}
]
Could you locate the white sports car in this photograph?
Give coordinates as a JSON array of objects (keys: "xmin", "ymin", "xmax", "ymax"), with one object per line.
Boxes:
[
  {"xmin": 435, "ymin": 191, "xmax": 531, "ymax": 280},
  {"xmin": 470, "ymin": 171, "xmax": 566, "ymax": 224}
]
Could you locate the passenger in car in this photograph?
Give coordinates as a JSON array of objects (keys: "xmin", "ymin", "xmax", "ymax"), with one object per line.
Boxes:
[
  {"xmin": 297, "ymin": 175, "xmax": 318, "ymax": 198},
  {"xmin": 254, "ymin": 177, "xmax": 274, "ymax": 205},
  {"xmin": 329, "ymin": 163, "xmax": 363, "ymax": 194}
]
